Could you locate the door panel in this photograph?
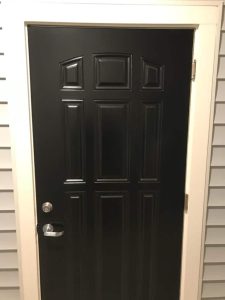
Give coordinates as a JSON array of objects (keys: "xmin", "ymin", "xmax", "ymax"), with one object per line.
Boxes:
[
  {"xmin": 28, "ymin": 27, "xmax": 193, "ymax": 300},
  {"xmin": 64, "ymin": 100, "xmax": 85, "ymax": 181},
  {"xmin": 140, "ymin": 102, "xmax": 162, "ymax": 182},
  {"xmin": 94, "ymin": 54, "xmax": 131, "ymax": 89},
  {"xmin": 95, "ymin": 102, "xmax": 129, "ymax": 181},
  {"xmin": 95, "ymin": 191, "xmax": 129, "ymax": 300}
]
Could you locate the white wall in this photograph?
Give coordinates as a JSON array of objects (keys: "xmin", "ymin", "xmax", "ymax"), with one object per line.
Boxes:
[{"xmin": 0, "ymin": 1, "xmax": 224, "ymax": 300}]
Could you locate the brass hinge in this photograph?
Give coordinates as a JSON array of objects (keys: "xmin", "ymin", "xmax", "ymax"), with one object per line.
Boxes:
[
  {"xmin": 184, "ymin": 193, "xmax": 189, "ymax": 212},
  {"xmin": 191, "ymin": 60, "xmax": 196, "ymax": 81}
]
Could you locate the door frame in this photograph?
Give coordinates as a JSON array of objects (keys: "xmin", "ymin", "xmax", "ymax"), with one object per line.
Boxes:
[{"xmin": 3, "ymin": 1, "xmax": 222, "ymax": 300}]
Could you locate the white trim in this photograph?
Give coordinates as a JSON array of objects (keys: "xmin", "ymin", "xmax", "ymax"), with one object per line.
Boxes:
[
  {"xmin": 3, "ymin": 2, "xmax": 222, "ymax": 300},
  {"xmin": 24, "ymin": 0, "xmax": 224, "ymax": 6},
  {"xmin": 15, "ymin": 3, "xmax": 220, "ymax": 25},
  {"xmin": 197, "ymin": 5, "xmax": 224, "ymax": 298}
]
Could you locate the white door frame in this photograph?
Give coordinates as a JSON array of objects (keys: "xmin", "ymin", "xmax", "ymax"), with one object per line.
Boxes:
[{"xmin": 3, "ymin": 1, "xmax": 222, "ymax": 300}]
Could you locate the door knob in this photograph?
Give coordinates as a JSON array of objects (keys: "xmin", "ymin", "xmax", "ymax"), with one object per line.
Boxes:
[
  {"xmin": 42, "ymin": 202, "xmax": 53, "ymax": 213},
  {"xmin": 42, "ymin": 224, "xmax": 64, "ymax": 237}
]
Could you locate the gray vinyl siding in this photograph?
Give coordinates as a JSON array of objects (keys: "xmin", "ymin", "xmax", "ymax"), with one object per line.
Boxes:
[
  {"xmin": 201, "ymin": 9, "xmax": 225, "ymax": 300},
  {"xmin": 0, "ymin": 1, "xmax": 20, "ymax": 299},
  {"xmin": 0, "ymin": 1, "xmax": 225, "ymax": 300}
]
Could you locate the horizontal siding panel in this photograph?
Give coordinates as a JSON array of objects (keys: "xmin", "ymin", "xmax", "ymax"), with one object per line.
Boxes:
[
  {"xmin": 210, "ymin": 168, "xmax": 225, "ymax": 186},
  {"xmin": 0, "ymin": 192, "xmax": 14, "ymax": 211},
  {"xmin": 214, "ymin": 103, "xmax": 225, "ymax": 124},
  {"xmin": 0, "ymin": 212, "xmax": 16, "ymax": 230},
  {"xmin": 202, "ymin": 282, "xmax": 225, "ymax": 298},
  {"xmin": 213, "ymin": 126, "xmax": 225, "ymax": 146},
  {"xmin": 209, "ymin": 188, "xmax": 225, "ymax": 207},
  {"xmin": 216, "ymin": 80, "xmax": 225, "ymax": 102},
  {"xmin": 0, "ymin": 126, "xmax": 11, "ymax": 147},
  {"xmin": 218, "ymin": 57, "xmax": 225, "ymax": 78},
  {"xmin": 0, "ymin": 170, "xmax": 13, "ymax": 190},
  {"xmin": 0, "ymin": 55, "xmax": 6, "ymax": 78},
  {"xmin": 205, "ymin": 246, "xmax": 225, "ymax": 263},
  {"xmin": 0, "ymin": 148, "xmax": 12, "ymax": 168},
  {"xmin": 211, "ymin": 147, "xmax": 225, "ymax": 166},
  {"xmin": 0, "ymin": 270, "xmax": 19, "ymax": 287},
  {"xmin": 0, "ymin": 251, "xmax": 18, "ymax": 269},
  {"xmin": 0, "ymin": 80, "xmax": 7, "ymax": 102},
  {"xmin": 0, "ymin": 29, "xmax": 5, "ymax": 52},
  {"xmin": 222, "ymin": 13, "xmax": 225, "ymax": 31},
  {"xmin": 206, "ymin": 227, "xmax": 225, "ymax": 245},
  {"xmin": 0, "ymin": 232, "xmax": 17, "ymax": 250},
  {"xmin": 202, "ymin": 299, "xmax": 225, "ymax": 300},
  {"xmin": 207, "ymin": 208, "xmax": 225, "ymax": 226},
  {"xmin": 0, "ymin": 290, "xmax": 20, "ymax": 300},
  {"xmin": 203, "ymin": 264, "xmax": 225, "ymax": 281},
  {"xmin": 220, "ymin": 32, "xmax": 225, "ymax": 55},
  {"xmin": 0, "ymin": 103, "xmax": 9, "ymax": 125}
]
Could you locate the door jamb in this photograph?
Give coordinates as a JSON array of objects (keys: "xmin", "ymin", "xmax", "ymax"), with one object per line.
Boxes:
[{"xmin": 3, "ymin": 2, "xmax": 222, "ymax": 300}]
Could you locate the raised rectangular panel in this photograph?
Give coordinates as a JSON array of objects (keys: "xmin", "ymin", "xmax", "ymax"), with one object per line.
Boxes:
[
  {"xmin": 0, "ymin": 251, "xmax": 18, "ymax": 269},
  {"xmin": 138, "ymin": 192, "xmax": 158, "ymax": 299},
  {"xmin": 60, "ymin": 56, "xmax": 83, "ymax": 90},
  {"xmin": 205, "ymin": 227, "xmax": 225, "ymax": 244},
  {"xmin": 141, "ymin": 58, "xmax": 164, "ymax": 90},
  {"xmin": 0, "ymin": 290, "xmax": 20, "ymax": 300},
  {"xmin": 0, "ymin": 126, "xmax": 11, "ymax": 147},
  {"xmin": 64, "ymin": 101, "xmax": 85, "ymax": 182},
  {"xmin": 202, "ymin": 282, "xmax": 225, "ymax": 298},
  {"xmin": 140, "ymin": 103, "xmax": 162, "ymax": 182},
  {"xmin": 65, "ymin": 192, "xmax": 86, "ymax": 235},
  {"xmin": 94, "ymin": 54, "xmax": 131, "ymax": 89},
  {"xmin": 0, "ymin": 103, "xmax": 9, "ymax": 124},
  {"xmin": 207, "ymin": 208, "xmax": 225, "ymax": 226},
  {"xmin": 210, "ymin": 168, "xmax": 225, "ymax": 186},
  {"xmin": 95, "ymin": 192, "xmax": 129, "ymax": 299},
  {"xmin": 0, "ymin": 232, "xmax": 17, "ymax": 250},
  {"xmin": 203, "ymin": 264, "xmax": 225, "ymax": 281},
  {"xmin": 209, "ymin": 188, "xmax": 225, "ymax": 206},
  {"xmin": 64, "ymin": 192, "xmax": 86, "ymax": 299},
  {"xmin": 0, "ymin": 212, "xmax": 16, "ymax": 230},
  {"xmin": 211, "ymin": 147, "xmax": 225, "ymax": 166},
  {"xmin": 0, "ymin": 270, "xmax": 19, "ymax": 287},
  {"xmin": 218, "ymin": 57, "xmax": 225, "ymax": 78},
  {"xmin": 205, "ymin": 246, "xmax": 225, "ymax": 263},
  {"xmin": 95, "ymin": 102, "xmax": 129, "ymax": 181},
  {"xmin": 0, "ymin": 170, "xmax": 13, "ymax": 190},
  {"xmin": 216, "ymin": 81, "xmax": 225, "ymax": 102},
  {"xmin": 215, "ymin": 103, "xmax": 225, "ymax": 124},
  {"xmin": 220, "ymin": 32, "xmax": 225, "ymax": 55},
  {"xmin": 0, "ymin": 192, "xmax": 14, "ymax": 211}
]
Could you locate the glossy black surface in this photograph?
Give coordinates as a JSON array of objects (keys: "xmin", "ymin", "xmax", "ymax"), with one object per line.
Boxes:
[{"xmin": 28, "ymin": 27, "xmax": 193, "ymax": 300}]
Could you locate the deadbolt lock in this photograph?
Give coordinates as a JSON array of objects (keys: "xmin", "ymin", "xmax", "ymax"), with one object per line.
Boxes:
[{"xmin": 42, "ymin": 202, "xmax": 53, "ymax": 213}]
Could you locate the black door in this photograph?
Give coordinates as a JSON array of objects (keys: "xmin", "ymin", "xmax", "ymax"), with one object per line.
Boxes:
[{"xmin": 28, "ymin": 27, "xmax": 193, "ymax": 300}]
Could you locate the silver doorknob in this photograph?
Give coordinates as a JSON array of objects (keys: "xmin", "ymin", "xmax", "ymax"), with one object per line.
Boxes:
[
  {"xmin": 42, "ymin": 224, "xmax": 64, "ymax": 237},
  {"xmin": 42, "ymin": 202, "xmax": 53, "ymax": 213}
]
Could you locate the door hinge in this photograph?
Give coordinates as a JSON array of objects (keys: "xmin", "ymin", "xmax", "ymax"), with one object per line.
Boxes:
[
  {"xmin": 191, "ymin": 60, "xmax": 196, "ymax": 81},
  {"xmin": 184, "ymin": 193, "xmax": 189, "ymax": 212},
  {"xmin": 36, "ymin": 224, "xmax": 41, "ymax": 235}
]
